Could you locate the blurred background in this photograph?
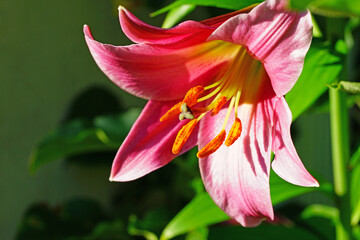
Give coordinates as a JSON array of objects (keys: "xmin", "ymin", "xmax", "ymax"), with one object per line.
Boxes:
[
  {"xmin": 1, "ymin": 0, "xmax": 356, "ymax": 239},
  {"xmin": 1, "ymin": 1, "xmax": 152, "ymax": 239}
]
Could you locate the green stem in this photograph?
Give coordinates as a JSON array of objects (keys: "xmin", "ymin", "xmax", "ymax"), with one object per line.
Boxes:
[{"xmin": 329, "ymin": 88, "xmax": 351, "ymax": 240}]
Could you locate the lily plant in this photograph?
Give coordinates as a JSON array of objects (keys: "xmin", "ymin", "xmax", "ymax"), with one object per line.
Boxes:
[{"xmin": 84, "ymin": 0, "xmax": 318, "ymax": 227}]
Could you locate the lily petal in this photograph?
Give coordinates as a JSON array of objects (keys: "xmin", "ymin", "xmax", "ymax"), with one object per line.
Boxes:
[
  {"xmin": 119, "ymin": 7, "xmax": 214, "ymax": 47},
  {"xmin": 84, "ymin": 25, "xmax": 235, "ymax": 101},
  {"xmin": 119, "ymin": 6, "xmax": 256, "ymax": 46},
  {"xmin": 271, "ymin": 97, "xmax": 319, "ymax": 187},
  {"xmin": 199, "ymin": 5, "xmax": 256, "ymax": 28},
  {"xmin": 208, "ymin": 0, "xmax": 312, "ymax": 96},
  {"xmin": 199, "ymin": 78, "xmax": 277, "ymax": 226},
  {"xmin": 110, "ymin": 100, "xmax": 198, "ymax": 181}
]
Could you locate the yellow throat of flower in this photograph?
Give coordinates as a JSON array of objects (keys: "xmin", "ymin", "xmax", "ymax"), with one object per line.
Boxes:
[{"xmin": 160, "ymin": 43, "xmax": 265, "ymax": 158}]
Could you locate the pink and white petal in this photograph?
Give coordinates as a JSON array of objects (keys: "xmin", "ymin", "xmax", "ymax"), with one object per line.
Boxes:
[
  {"xmin": 199, "ymin": 89, "xmax": 276, "ymax": 226},
  {"xmin": 84, "ymin": 25, "xmax": 236, "ymax": 101},
  {"xmin": 271, "ymin": 97, "xmax": 319, "ymax": 187},
  {"xmin": 119, "ymin": 7, "xmax": 214, "ymax": 46},
  {"xmin": 110, "ymin": 100, "xmax": 198, "ymax": 182},
  {"xmin": 208, "ymin": 0, "xmax": 312, "ymax": 96}
]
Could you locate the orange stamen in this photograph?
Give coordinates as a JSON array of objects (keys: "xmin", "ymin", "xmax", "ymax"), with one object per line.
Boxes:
[
  {"xmin": 172, "ymin": 119, "xmax": 198, "ymax": 154},
  {"xmin": 160, "ymin": 102, "xmax": 182, "ymax": 122},
  {"xmin": 183, "ymin": 86, "xmax": 204, "ymax": 106},
  {"xmin": 197, "ymin": 130, "xmax": 226, "ymax": 158},
  {"xmin": 225, "ymin": 117, "xmax": 242, "ymax": 147},
  {"xmin": 211, "ymin": 96, "xmax": 227, "ymax": 116}
]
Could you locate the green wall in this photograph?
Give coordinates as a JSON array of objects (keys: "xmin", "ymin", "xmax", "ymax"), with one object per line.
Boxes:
[{"xmin": 0, "ymin": 0, "xmax": 151, "ymax": 238}]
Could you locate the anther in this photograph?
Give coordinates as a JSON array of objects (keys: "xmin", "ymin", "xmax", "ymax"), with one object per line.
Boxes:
[
  {"xmin": 211, "ymin": 96, "xmax": 227, "ymax": 116},
  {"xmin": 183, "ymin": 86, "xmax": 204, "ymax": 106},
  {"xmin": 172, "ymin": 119, "xmax": 198, "ymax": 154},
  {"xmin": 160, "ymin": 102, "xmax": 182, "ymax": 122},
  {"xmin": 225, "ymin": 117, "xmax": 242, "ymax": 147},
  {"xmin": 197, "ymin": 130, "xmax": 226, "ymax": 158}
]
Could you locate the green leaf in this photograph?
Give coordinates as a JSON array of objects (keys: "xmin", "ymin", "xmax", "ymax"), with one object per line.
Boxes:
[
  {"xmin": 185, "ymin": 227, "xmax": 208, "ymax": 240},
  {"xmin": 350, "ymin": 145, "xmax": 360, "ymax": 169},
  {"xmin": 160, "ymin": 170, "xmax": 330, "ymax": 239},
  {"xmin": 160, "ymin": 193, "xmax": 229, "ymax": 240},
  {"xmin": 351, "ymin": 200, "xmax": 360, "ymax": 227},
  {"xmin": 85, "ymin": 220, "xmax": 131, "ymax": 240},
  {"xmin": 286, "ymin": 40, "xmax": 343, "ymax": 120},
  {"xmin": 301, "ymin": 204, "xmax": 339, "ymax": 222},
  {"xmin": 353, "ymin": 225, "xmax": 360, "ymax": 239},
  {"xmin": 299, "ymin": 213, "xmax": 336, "ymax": 240},
  {"xmin": 300, "ymin": 204, "xmax": 339, "ymax": 239},
  {"xmin": 128, "ymin": 215, "xmax": 158, "ymax": 240},
  {"xmin": 270, "ymin": 171, "xmax": 333, "ymax": 205},
  {"xmin": 208, "ymin": 225, "xmax": 319, "ymax": 240},
  {"xmin": 162, "ymin": 4, "xmax": 196, "ymax": 28},
  {"xmin": 94, "ymin": 108, "xmax": 141, "ymax": 142},
  {"xmin": 151, "ymin": 0, "xmax": 262, "ymax": 17},
  {"xmin": 29, "ymin": 108, "xmax": 141, "ymax": 173},
  {"xmin": 290, "ymin": 0, "xmax": 360, "ymax": 17},
  {"xmin": 311, "ymin": 14, "xmax": 323, "ymax": 38},
  {"xmin": 335, "ymin": 39, "xmax": 348, "ymax": 55}
]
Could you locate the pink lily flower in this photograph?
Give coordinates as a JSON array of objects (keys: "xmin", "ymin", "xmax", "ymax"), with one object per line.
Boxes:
[{"xmin": 84, "ymin": 0, "xmax": 319, "ymax": 227}]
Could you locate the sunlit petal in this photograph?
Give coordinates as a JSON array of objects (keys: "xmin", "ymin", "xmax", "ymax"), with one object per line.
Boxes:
[
  {"xmin": 208, "ymin": 0, "xmax": 312, "ymax": 96},
  {"xmin": 119, "ymin": 7, "xmax": 214, "ymax": 47},
  {"xmin": 85, "ymin": 25, "xmax": 236, "ymax": 101},
  {"xmin": 271, "ymin": 97, "xmax": 319, "ymax": 187},
  {"xmin": 199, "ymin": 78, "xmax": 277, "ymax": 226}
]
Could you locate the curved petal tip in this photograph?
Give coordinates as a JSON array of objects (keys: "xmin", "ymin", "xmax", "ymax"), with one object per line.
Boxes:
[
  {"xmin": 272, "ymin": 97, "xmax": 319, "ymax": 187},
  {"xmin": 83, "ymin": 24, "xmax": 93, "ymax": 38}
]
